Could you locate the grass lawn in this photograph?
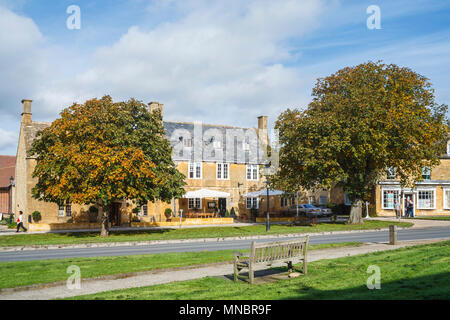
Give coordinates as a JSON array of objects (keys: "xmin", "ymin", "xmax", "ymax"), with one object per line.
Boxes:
[
  {"xmin": 406, "ymin": 216, "xmax": 450, "ymax": 221},
  {"xmin": 0, "ymin": 220, "xmax": 412, "ymax": 247},
  {"xmin": 70, "ymin": 240, "xmax": 450, "ymax": 300},
  {"xmin": 0, "ymin": 242, "xmax": 360, "ymax": 289}
]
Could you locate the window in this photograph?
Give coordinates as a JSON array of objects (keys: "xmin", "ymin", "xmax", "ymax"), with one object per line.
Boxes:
[
  {"xmin": 382, "ymin": 189, "xmax": 400, "ymax": 209},
  {"xmin": 447, "ymin": 141, "xmax": 450, "ymax": 155},
  {"xmin": 58, "ymin": 205, "xmax": 65, "ymax": 217},
  {"xmin": 386, "ymin": 167, "xmax": 396, "ymax": 180},
  {"xmin": 444, "ymin": 189, "xmax": 450, "ymax": 209},
  {"xmin": 319, "ymin": 196, "xmax": 328, "ymax": 205},
  {"xmin": 246, "ymin": 165, "xmax": 258, "ymax": 181},
  {"xmin": 217, "ymin": 163, "xmax": 229, "ymax": 180},
  {"xmin": 188, "ymin": 198, "xmax": 201, "ymax": 209},
  {"xmin": 422, "ymin": 167, "xmax": 431, "ymax": 180},
  {"xmin": 65, "ymin": 205, "xmax": 72, "ymax": 217},
  {"xmin": 183, "ymin": 138, "xmax": 193, "ymax": 147},
  {"xmin": 246, "ymin": 197, "xmax": 259, "ymax": 209},
  {"xmin": 417, "ymin": 189, "xmax": 435, "ymax": 209},
  {"xmin": 344, "ymin": 194, "xmax": 351, "ymax": 206},
  {"xmin": 142, "ymin": 205, "xmax": 148, "ymax": 216},
  {"xmin": 188, "ymin": 162, "xmax": 202, "ymax": 179},
  {"xmin": 280, "ymin": 197, "xmax": 288, "ymax": 207}
]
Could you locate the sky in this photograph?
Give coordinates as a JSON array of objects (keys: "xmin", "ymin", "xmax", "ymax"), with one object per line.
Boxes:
[{"xmin": 1, "ymin": 0, "xmax": 450, "ymax": 155}]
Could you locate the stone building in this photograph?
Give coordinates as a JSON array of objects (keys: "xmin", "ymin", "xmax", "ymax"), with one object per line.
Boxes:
[
  {"xmin": 375, "ymin": 139, "xmax": 450, "ymax": 217},
  {"xmin": 14, "ymin": 99, "xmax": 270, "ymax": 230},
  {"xmin": 0, "ymin": 155, "xmax": 15, "ymax": 216}
]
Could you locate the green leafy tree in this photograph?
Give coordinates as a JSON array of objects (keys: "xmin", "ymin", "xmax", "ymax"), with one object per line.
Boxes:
[
  {"xmin": 29, "ymin": 96, "xmax": 186, "ymax": 236},
  {"xmin": 273, "ymin": 61, "xmax": 448, "ymax": 224}
]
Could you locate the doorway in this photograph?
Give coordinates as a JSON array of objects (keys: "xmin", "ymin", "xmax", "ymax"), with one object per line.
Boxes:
[
  {"xmin": 109, "ymin": 203, "xmax": 122, "ymax": 226},
  {"xmin": 218, "ymin": 198, "xmax": 227, "ymax": 217},
  {"xmin": 404, "ymin": 193, "xmax": 414, "ymax": 217}
]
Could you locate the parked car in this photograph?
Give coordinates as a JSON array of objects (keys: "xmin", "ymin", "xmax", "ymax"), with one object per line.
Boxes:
[
  {"xmin": 316, "ymin": 205, "xmax": 333, "ymax": 217},
  {"xmin": 289, "ymin": 204, "xmax": 323, "ymax": 217}
]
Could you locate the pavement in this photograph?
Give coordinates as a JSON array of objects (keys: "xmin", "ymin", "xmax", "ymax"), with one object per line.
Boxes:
[{"xmin": 0, "ymin": 237, "xmax": 447, "ymax": 300}]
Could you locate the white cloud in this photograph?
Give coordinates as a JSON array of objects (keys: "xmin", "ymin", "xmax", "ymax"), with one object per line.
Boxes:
[
  {"xmin": 0, "ymin": 127, "xmax": 17, "ymax": 152},
  {"xmin": 37, "ymin": 0, "xmax": 327, "ymax": 128}
]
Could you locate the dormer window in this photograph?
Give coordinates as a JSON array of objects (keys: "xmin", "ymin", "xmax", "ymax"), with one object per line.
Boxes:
[
  {"xmin": 422, "ymin": 166, "xmax": 431, "ymax": 180},
  {"xmin": 386, "ymin": 167, "xmax": 396, "ymax": 180}
]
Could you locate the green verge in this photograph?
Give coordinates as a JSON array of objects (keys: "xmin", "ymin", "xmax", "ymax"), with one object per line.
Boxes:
[
  {"xmin": 0, "ymin": 242, "xmax": 360, "ymax": 289},
  {"xmin": 0, "ymin": 220, "xmax": 412, "ymax": 247},
  {"xmin": 69, "ymin": 240, "xmax": 450, "ymax": 300},
  {"xmin": 406, "ymin": 216, "xmax": 450, "ymax": 221}
]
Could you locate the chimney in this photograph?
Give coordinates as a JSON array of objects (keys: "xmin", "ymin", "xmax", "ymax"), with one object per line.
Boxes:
[
  {"xmin": 21, "ymin": 99, "xmax": 32, "ymax": 124},
  {"xmin": 257, "ymin": 116, "xmax": 268, "ymax": 146},
  {"xmin": 258, "ymin": 116, "xmax": 268, "ymax": 130},
  {"xmin": 149, "ymin": 101, "xmax": 164, "ymax": 117}
]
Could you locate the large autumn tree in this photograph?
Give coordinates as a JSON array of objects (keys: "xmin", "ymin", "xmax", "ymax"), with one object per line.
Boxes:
[
  {"xmin": 29, "ymin": 96, "xmax": 186, "ymax": 236},
  {"xmin": 273, "ymin": 61, "xmax": 448, "ymax": 224}
]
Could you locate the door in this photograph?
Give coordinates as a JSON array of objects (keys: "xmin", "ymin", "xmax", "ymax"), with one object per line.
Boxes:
[
  {"xmin": 218, "ymin": 198, "xmax": 227, "ymax": 217},
  {"xmin": 404, "ymin": 194, "xmax": 414, "ymax": 217},
  {"xmin": 109, "ymin": 203, "xmax": 122, "ymax": 226}
]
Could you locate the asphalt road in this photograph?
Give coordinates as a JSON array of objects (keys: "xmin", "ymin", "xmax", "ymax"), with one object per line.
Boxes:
[{"xmin": 0, "ymin": 226, "xmax": 449, "ymax": 263}]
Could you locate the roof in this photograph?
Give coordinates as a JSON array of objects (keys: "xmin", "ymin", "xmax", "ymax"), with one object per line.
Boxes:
[
  {"xmin": 0, "ymin": 156, "xmax": 16, "ymax": 188},
  {"xmin": 24, "ymin": 120, "xmax": 264, "ymax": 164}
]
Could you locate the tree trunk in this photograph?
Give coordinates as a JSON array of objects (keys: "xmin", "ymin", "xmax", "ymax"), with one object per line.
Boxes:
[
  {"xmin": 100, "ymin": 208, "xmax": 110, "ymax": 237},
  {"xmin": 347, "ymin": 200, "xmax": 364, "ymax": 224}
]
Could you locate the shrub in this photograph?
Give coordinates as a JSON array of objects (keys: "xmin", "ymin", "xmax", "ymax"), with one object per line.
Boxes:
[
  {"xmin": 32, "ymin": 211, "xmax": 42, "ymax": 223},
  {"xmin": 132, "ymin": 207, "xmax": 140, "ymax": 214},
  {"xmin": 224, "ymin": 210, "xmax": 230, "ymax": 217},
  {"xmin": 230, "ymin": 207, "xmax": 236, "ymax": 217},
  {"xmin": 164, "ymin": 208, "xmax": 172, "ymax": 219}
]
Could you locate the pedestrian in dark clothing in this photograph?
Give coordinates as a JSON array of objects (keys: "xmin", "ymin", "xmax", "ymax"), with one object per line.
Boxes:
[{"xmin": 16, "ymin": 211, "xmax": 27, "ymax": 232}]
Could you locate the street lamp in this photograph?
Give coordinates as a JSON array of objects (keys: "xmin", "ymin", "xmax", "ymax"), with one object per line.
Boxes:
[
  {"xmin": 364, "ymin": 201, "xmax": 370, "ymax": 219},
  {"xmin": 9, "ymin": 176, "xmax": 14, "ymax": 223},
  {"xmin": 265, "ymin": 162, "xmax": 271, "ymax": 232}
]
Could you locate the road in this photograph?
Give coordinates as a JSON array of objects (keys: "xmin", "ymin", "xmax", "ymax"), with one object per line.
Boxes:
[{"xmin": 0, "ymin": 226, "xmax": 449, "ymax": 263}]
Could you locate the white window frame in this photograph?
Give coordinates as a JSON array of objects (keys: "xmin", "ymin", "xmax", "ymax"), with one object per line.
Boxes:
[
  {"xmin": 65, "ymin": 205, "xmax": 72, "ymax": 217},
  {"xmin": 422, "ymin": 166, "xmax": 431, "ymax": 180},
  {"xmin": 246, "ymin": 197, "xmax": 259, "ymax": 209},
  {"xmin": 58, "ymin": 205, "xmax": 65, "ymax": 217},
  {"xmin": 142, "ymin": 205, "xmax": 148, "ymax": 216},
  {"xmin": 447, "ymin": 141, "xmax": 450, "ymax": 155},
  {"xmin": 443, "ymin": 188, "xmax": 450, "ymax": 210},
  {"xmin": 381, "ymin": 189, "xmax": 400, "ymax": 210},
  {"xmin": 188, "ymin": 198, "xmax": 202, "ymax": 209},
  {"xmin": 246, "ymin": 165, "xmax": 259, "ymax": 181},
  {"xmin": 417, "ymin": 188, "xmax": 436, "ymax": 210},
  {"xmin": 216, "ymin": 163, "xmax": 230, "ymax": 180},
  {"xmin": 386, "ymin": 167, "xmax": 396, "ymax": 180},
  {"xmin": 188, "ymin": 162, "xmax": 202, "ymax": 179}
]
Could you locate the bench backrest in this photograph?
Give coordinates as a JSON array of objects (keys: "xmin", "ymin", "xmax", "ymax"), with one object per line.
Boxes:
[{"xmin": 250, "ymin": 236, "xmax": 309, "ymax": 264}]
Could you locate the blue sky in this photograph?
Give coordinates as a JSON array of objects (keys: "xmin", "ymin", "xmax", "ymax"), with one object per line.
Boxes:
[{"xmin": 1, "ymin": 0, "xmax": 450, "ymax": 155}]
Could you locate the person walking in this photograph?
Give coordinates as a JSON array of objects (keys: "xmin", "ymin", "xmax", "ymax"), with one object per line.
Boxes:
[
  {"xmin": 394, "ymin": 199, "xmax": 401, "ymax": 219},
  {"xmin": 406, "ymin": 197, "xmax": 413, "ymax": 218},
  {"xmin": 16, "ymin": 211, "xmax": 27, "ymax": 233}
]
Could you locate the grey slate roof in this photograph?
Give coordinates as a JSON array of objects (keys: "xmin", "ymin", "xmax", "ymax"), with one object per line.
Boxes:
[{"xmin": 24, "ymin": 120, "xmax": 263, "ymax": 164}]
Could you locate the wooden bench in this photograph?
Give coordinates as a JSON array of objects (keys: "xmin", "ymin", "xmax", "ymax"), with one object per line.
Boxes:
[{"xmin": 234, "ymin": 236, "xmax": 309, "ymax": 284}]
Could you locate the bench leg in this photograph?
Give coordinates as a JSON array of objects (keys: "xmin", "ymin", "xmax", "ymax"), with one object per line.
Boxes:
[
  {"xmin": 249, "ymin": 264, "xmax": 254, "ymax": 284},
  {"xmin": 303, "ymin": 258, "xmax": 307, "ymax": 275},
  {"xmin": 287, "ymin": 261, "xmax": 293, "ymax": 273}
]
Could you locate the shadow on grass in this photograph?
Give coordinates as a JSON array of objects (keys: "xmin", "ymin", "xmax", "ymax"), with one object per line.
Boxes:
[{"xmin": 280, "ymin": 271, "xmax": 450, "ymax": 300}]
